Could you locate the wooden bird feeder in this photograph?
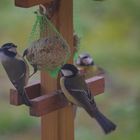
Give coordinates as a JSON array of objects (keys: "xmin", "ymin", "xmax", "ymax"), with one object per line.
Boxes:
[{"xmin": 10, "ymin": 0, "xmax": 105, "ymax": 140}]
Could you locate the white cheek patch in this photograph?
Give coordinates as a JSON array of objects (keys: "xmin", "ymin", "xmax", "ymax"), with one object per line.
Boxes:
[
  {"xmin": 61, "ymin": 70, "xmax": 73, "ymax": 76},
  {"xmin": 8, "ymin": 47, "xmax": 17, "ymax": 53},
  {"xmin": 83, "ymin": 58, "xmax": 93, "ymax": 65}
]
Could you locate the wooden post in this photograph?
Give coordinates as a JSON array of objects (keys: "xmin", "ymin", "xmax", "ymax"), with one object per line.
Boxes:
[{"xmin": 41, "ymin": 1, "xmax": 74, "ymax": 140}]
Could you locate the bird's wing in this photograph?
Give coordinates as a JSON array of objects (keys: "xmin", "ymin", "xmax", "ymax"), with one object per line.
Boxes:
[
  {"xmin": 68, "ymin": 88, "xmax": 93, "ymax": 104},
  {"xmin": 64, "ymin": 76, "xmax": 95, "ymax": 108},
  {"xmin": 2, "ymin": 58, "xmax": 28, "ymax": 89},
  {"xmin": 66, "ymin": 86, "xmax": 97, "ymax": 117}
]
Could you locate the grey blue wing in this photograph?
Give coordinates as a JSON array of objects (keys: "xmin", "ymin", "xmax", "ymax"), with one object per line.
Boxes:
[
  {"xmin": 64, "ymin": 77, "xmax": 116, "ymax": 134},
  {"xmin": 2, "ymin": 59, "xmax": 31, "ymax": 106},
  {"xmin": 64, "ymin": 77, "xmax": 95, "ymax": 116}
]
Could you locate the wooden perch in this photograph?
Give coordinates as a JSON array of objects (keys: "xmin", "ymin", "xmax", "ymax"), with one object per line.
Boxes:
[
  {"xmin": 10, "ymin": 76, "xmax": 105, "ymax": 117},
  {"xmin": 30, "ymin": 91, "xmax": 68, "ymax": 116},
  {"xmin": 86, "ymin": 76, "xmax": 105, "ymax": 96},
  {"xmin": 10, "ymin": 82, "xmax": 41, "ymax": 106},
  {"xmin": 14, "ymin": 0, "xmax": 52, "ymax": 8}
]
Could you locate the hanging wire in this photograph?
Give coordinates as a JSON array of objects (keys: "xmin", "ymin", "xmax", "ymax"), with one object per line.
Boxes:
[{"xmin": 27, "ymin": 6, "xmax": 71, "ymax": 77}]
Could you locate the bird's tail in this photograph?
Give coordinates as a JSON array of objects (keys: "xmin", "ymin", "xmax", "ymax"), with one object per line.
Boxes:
[
  {"xmin": 93, "ymin": 109, "xmax": 116, "ymax": 134},
  {"xmin": 21, "ymin": 89, "xmax": 31, "ymax": 106}
]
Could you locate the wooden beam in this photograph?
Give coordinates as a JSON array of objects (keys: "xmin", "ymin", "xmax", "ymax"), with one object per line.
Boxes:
[
  {"xmin": 30, "ymin": 91, "xmax": 68, "ymax": 117},
  {"xmin": 10, "ymin": 75, "xmax": 105, "ymax": 107},
  {"xmin": 86, "ymin": 76, "xmax": 105, "ymax": 96},
  {"xmin": 25, "ymin": 83, "xmax": 41, "ymax": 98},
  {"xmin": 55, "ymin": 1, "xmax": 74, "ymax": 140},
  {"xmin": 14, "ymin": 0, "xmax": 52, "ymax": 8},
  {"xmin": 10, "ymin": 89, "xmax": 22, "ymax": 105},
  {"xmin": 41, "ymin": 73, "xmax": 59, "ymax": 140},
  {"xmin": 41, "ymin": 1, "xmax": 74, "ymax": 140},
  {"xmin": 10, "ymin": 82, "xmax": 41, "ymax": 106}
]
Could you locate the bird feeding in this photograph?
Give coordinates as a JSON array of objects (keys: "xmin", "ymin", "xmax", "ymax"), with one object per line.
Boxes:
[
  {"xmin": 25, "ymin": 36, "xmax": 70, "ymax": 72},
  {"xmin": 24, "ymin": 8, "xmax": 70, "ymax": 77},
  {"xmin": 60, "ymin": 64, "xmax": 116, "ymax": 134}
]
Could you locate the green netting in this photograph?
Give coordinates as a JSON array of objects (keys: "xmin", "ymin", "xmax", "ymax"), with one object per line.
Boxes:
[
  {"xmin": 73, "ymin": 34, "xmax": 80, "ymax": 62},
  {"xmin": 27, "ymin": 10, "xmax": 70, "ymax": 78}
]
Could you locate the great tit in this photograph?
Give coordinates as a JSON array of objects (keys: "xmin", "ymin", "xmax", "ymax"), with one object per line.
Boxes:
[
  {"xmin": 0, "ymin": 43, "xmax": 31, "ymax": 106},
  {"xmin": 75, "ymin": 53, "xmax": 105, "ymax": 79},
  {"xmin": 60, "ymin": 64, "xmax": 116, "ymax": 134}
]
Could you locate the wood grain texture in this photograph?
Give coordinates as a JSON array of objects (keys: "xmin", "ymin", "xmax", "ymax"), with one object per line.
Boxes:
[
  {"xmin": 41, "ymin": 110, "xmax": 58, "ymax": 140},
  {"xmin": 10, "ymin": 83, "xmax": 41, "ymax": 105},
  {"xmin": 41, "ymin": 0, "xmax": 74, "ymax": 140},
  {"xmin": 25, "ymin": 83, "xmax": 41, "ymax": 99},
  {"xmin": 86, "ymin": 76, "xmax": 105, "ymax": 96},
  {"xmin": 41, "ymin": 72, "xmax": 59, "ymax": 140},
  {"xmin": 14, "ymin": 0, "xmax": 52, "ymax": 8},
  {"xmin": 56, "ymin": 1, "xmax": 74, "ymax": 140},
  {"xmin": 58, "ymin": 105, "xmax": 75, "ymax": 140},
  {"xmin": 55, "ymin": 0, "xmax": 74, "ymax": 140},
  {"xmin": 10, "ymin": 89, "xmax": 22, "ymax": 105},
  {"xmin": 30, "ymin": 91, "xmax": 68, "ymax": 116},
  {"xmin": 10, "ymin": 76, "xmax": 104, "ymax": 111}
]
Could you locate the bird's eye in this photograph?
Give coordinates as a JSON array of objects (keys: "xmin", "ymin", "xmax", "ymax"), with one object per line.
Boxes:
[{"xmin": 83, "ymin": 56, "xmax": 88, "ymax": 59}]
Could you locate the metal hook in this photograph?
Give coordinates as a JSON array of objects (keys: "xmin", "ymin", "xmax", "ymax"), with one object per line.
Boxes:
[
  {"xmin": 39, "ymin": 0, "xmax": 60, "ymax": 19},
  {"xmin": 39, "ymin": 4, "xmax": 47, "ymax": 15}
]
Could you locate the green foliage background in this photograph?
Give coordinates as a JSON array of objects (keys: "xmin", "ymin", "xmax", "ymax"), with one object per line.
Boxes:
[{"xmin": 0, "ymin": 0, "xmax": 140, "ymax": 140}]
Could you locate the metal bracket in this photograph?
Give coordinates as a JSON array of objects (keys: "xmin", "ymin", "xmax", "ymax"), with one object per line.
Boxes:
[{"xmin": 40, "ymin": 0, "xmax": 60, "ymax": 19}]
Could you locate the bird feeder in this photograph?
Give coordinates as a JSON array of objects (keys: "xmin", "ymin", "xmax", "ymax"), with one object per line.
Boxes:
[{"xmin": 10, "ymin": 0, "xmax": 105, "ymax": 140}]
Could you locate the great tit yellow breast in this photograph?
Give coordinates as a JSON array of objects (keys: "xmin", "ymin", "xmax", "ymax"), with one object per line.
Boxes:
[{"xmin": 80, "ymin": 66, "xmax": 104, "ymax": 79}]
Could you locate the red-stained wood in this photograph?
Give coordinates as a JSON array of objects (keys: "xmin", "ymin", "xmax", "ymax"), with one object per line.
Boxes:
[
  {"xmin": 14, "ymin": 0, "xmax": 52, "ymax": 8},
  {"xmin": 55, "ymin": 1, "xmax": 75, "ymax": 140},
  {"xmin": 86, "ymin": 76, "xmax": 105, "ymax": 96},
  {"xmin": 40, "ymin": 73, "xmax": 59, "ymax": 140},
  {"xmin": 10, "ymin": 82, "xmax": 41, "ymax": 106},
  {"xmin": 41, "ymin": 1, "xmax": 74, "ymax": 140},
  {"xmin": 10, "ymin": 76, "xmax": 104, "ymax": 108},
  {"xmin": 10, "ymin": 89, "xmax": 22, "ymax": 105},
  {"xmin": 30, "ymin": 91, "xmax": 68, "ymax": 116},
  {"xmin": 25, "ymin": 83, "xmax": 41, "ymax": 99}
]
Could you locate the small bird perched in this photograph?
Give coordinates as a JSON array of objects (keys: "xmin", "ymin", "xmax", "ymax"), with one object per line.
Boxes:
[
  {"xmin": 60, "ymin": 64, "xmax": 116, "ymax": 134},
  {"xmin": 75, "ymin": 53, "xmax": 105, "ymax": 79},
  {"xmin": 0, "ymin": 43, "xmax": 31, "ymax": 106}
]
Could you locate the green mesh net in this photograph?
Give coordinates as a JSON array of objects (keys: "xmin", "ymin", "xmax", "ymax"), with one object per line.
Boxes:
[
  {"xmin": 73, "ymin": 34, "xmax": 80, "ymax": 63},
  {"xmin": 27, "ymin": 10, "xmax": 70, "ymax": 77}
]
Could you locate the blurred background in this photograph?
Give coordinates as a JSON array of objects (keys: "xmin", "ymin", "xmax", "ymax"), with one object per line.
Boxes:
[{"xmin": 0, "ymin": 0, "xmax": 140, "ymax": 140}]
